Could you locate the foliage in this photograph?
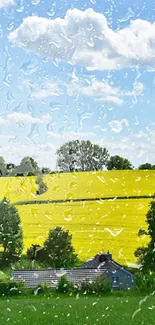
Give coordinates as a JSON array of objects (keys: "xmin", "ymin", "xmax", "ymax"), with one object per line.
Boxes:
[
  {"xmin": 15, "ymin": 157, "xmax": 40, "ymax": 176},
  {"xmin": 136, "ymin": 272, "xmax": 155, "ymax": 292},
  {"xmin": 135, "ymin": 199, "xmax": 155, "ymax": 272},
  {"xmin": 0, "ymin": 157, "xmax": 6, "ymax": 176},
  {"xmin": 79, "ymin": 276, "xmax": 111, "ymax": 295},
  {"xmin": 138, "ymin": 163, "xmax": 155, "ymax": 170},
  {"xmin": 26, "ymin": 244, "xmax": 45, "ymax": 262},
  {"xmin": 42, "ymin": 167, "xmax": 52, "ymax": 174},
  {"xmin": 36, "ymin": 174, "xmax": 48, "ymax": 195},
  {"xmin": 11, "ymin": 258, "xmax": 44, "ymax": 270},
  {"xmin": 0, "ymin": 280, "xmax": 26, "ymax": 296},
  {"xmin": 33, "ymin": 283, "xmax": 52, "ymax": 295},
  {"xmin": 107, "ymin": 155, "xmax": 133, "ymax": 170},
  {"xmin": 56, "ymin": 140, "xmax": 109, "ymax": 172},
  {"xmin": 56, "ymin": 275, "xmax": 74, "ymax": 294},
  {"xmin": 0, "ymin": 198, "xmax": 23, "ymax": 264},
  {"xmin": 43, "ymin": 227, "xmax": 78, "ymax": 268}
]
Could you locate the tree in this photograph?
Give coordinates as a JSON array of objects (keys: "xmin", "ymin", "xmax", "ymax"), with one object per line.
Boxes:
[
  {"xmin": 0, "ymin": 157, "xmax": 6, "ymax": 176},
  {"xmin": 107, "ymin": 155, "xmax": 133, "ymax": 170},
  {"xmin": 36, "ymin": 174, "xmax": 48, "ymax": 195},
  {"xmin": 0, "ymin": 198, "xmax": 23, "ymax": 262},
  {"xmin": 41, "ymin": 167, "xmax": 52, "ymax": 174},
  {"xmin": 56, "ymin": 140, "xmax": 109, "ymax": 172},
  {"xmin": 43, "ymin": 227, "xmax": 78, "ymax": 268},
  {"xmin": 134, "ymin": 198, "xmax": 155, "ymax": 272},
  {"xmin": 138, "ymin": 163, "xmax": 155, "ymax": 170},
  {"xmin": 26, "ymin": 244, "xmax": 44, "ymax": 262},
  {"xmin": 16, "ymin": 157, "xmax": 40, "ymax": 176}
]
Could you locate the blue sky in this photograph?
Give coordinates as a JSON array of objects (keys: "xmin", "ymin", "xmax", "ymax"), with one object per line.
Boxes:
[{"xmin": 0, "ymin": 0, "xmax": 155, "ymax": 168}]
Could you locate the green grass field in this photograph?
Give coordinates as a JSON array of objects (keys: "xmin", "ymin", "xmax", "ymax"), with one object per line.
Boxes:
[{"xmin": 0, "ymin": 295, "xmax": 154, "ymax": 325}]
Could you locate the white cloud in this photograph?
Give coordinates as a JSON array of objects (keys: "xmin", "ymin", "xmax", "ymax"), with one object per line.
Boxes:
[
  {"xmin": 67, "ymin": 79, "xmax": 144, "ymax": 105},
  {"xmin": 32, "ymin": 82, "xmax": 64, "ymax": 99},
  {"xmin": 7, "ymin": 112, "xmax": 52, "ymax": 124},
  {"xmin": 0, "ymin": 0, "xmax": 13, "ymax": 8},
  {"xmin": 109, "ymin": 119, "xmax": 129, "ymax": 133},
  {"xmin": 95, "ymin": 96, "xmax": 124, "ymax": 105},
  {"xmin": 8, "ymin": 8, "xmax": 155, "ymax": 71},
  {"xmin": 0, "ymin": 116, "xmax": 10, "ymax": 126}
]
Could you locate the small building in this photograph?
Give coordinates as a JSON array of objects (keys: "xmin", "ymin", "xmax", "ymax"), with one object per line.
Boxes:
[{"xmin": 12, "ymin": 252, "xmax": 135, "ymax": 290}]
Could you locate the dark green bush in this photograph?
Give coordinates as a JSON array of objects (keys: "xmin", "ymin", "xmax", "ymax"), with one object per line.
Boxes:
[
  {"xmin": 11, "ymin": 258, "xmax": 44, "ymax": 270},
  {"xmin": 56, "ymin": 275, "xmax": 74, "ymax": 294},
  {"xmin": 0, "ymin": 280, "xmax": 26, "ymax": 296},
  {"xmin": 136, "ymin": 272, "xmax": 155, "ymax": 293},
  {"xmin": 80, "ymin": 276, "xmax": 111, "ymax": 295},
  {"xmin": 33, "ymin": 283, "xmax": 52, "ymax": 295}
]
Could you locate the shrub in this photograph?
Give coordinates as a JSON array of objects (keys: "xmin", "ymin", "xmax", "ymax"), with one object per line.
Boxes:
[
  {"xmin": 136, "ymin": 272, "xmax": 155, "ymax": 293},
  {"xmin": 36, "ymin": 174, "xmax": 48, "ymax": 195},
  {"xmin": 33, "ymin": 283, "xmax": 52, "ymax": 295},
  {"xmin": 80, "ymin": 276, "xmax": 111, "ymax": 295},
  {"xmin": 56, "ymin": 275, "xmax": 74, "ymax": 294},
  {"xmin": 11, "ymin": 258, "xmax": 43, "ymax": 270},
  {"xmin": 0, "ymin": 280, "xmax": 26, "ymax": 296}
]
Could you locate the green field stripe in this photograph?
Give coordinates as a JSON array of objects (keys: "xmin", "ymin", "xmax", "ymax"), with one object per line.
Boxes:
[{"xmin": 14, "ymin": 194, "xmax": 154, "ymax": 205}]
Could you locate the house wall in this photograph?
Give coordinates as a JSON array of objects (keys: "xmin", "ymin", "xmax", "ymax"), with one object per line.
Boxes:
[{"xmin": 106, "ymin": 269, "xmax": 135, "ymax": 289}]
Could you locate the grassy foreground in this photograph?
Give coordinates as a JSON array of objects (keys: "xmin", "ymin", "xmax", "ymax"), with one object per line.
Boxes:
[{"xmin": 0, "ymin": 295, "xmax": 155, "ymax": 325}]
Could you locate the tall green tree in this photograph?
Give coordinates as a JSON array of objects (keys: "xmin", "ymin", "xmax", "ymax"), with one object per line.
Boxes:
[
  {"xmin": 134, "ymin": 198, "xmax": 155, "ymax": 272},
  {"xmin": 107, "ymin": 155, "xmax": 133, "ymax": 170},
  {"xmin": 56, "ymin": 140, "xmax": 109, "ymax": 172},
  {"xmin": 0, "ymin": 198, "xmax": 23, "ymax": 261},
  {"xmin": 43, "ymin": 227, "xmax": 78, "ymax": 268}
]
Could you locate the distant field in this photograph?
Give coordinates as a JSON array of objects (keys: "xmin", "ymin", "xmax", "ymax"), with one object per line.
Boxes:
[
  {"xmin": 34, "ymin": 170, "xmax": 155, "ymax": 201},
  {"xmin": 0, "ymin": 176, "xmax": 37, "ymax": 203},
  {"xmin": 0, "ymin": 170, "xmax": 154, "ymax": 264},
  {"xmin": 17, "ymin": 198, "xmax": 150, "ymax": 265},
  {"xmin": 0, "ymin": 295, "xmax": 155, "ymax": 325}
]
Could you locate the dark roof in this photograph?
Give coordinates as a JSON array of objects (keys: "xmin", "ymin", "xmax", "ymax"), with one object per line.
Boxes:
[{"xmin": 80, "ymin": 253, "xmax": 134, "ymax": 277}]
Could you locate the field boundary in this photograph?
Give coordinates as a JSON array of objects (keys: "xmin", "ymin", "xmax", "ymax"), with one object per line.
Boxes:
[{"xmin": 14, "ymin": 194, "xmax": 154, "ymax": 205}]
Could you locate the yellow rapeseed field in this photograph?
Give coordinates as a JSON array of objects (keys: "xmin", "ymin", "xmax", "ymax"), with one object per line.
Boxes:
[
  {"xmin": 0, "ymin": 176, "xmax": 37, "ymax": 203},
  {"xmin": 0, "ymin": 170, "xmax": 154, "ymax": 265},
  {"xmin": 17, "ymin": 198, "xmax": 150, "ymax": 265},
  {"xmin": 37, "ymin": 170, "xmax": 155, "ymax": 201}
]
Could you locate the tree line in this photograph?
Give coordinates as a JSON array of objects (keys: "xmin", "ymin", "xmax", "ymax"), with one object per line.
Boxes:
[{"xmin": 0, "ymin": 140, "xmax": 155, "ymax": 177}]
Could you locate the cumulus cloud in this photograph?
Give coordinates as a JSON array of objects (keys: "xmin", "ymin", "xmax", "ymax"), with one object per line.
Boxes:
[
  {"xmin": 108, "ymin": 119, "xmax": 129, "ymax": 133},
  {"xmin": 0, "ymin": 0, "xmax": 13, "ymax": 8},
  {"xmin": 7, "ymin": 112, "xmax": 51, "ymax": 124},
  {"xmin": 94, "ymin": 96, "xmax": 124, "ymax": 105},
  {"xmin": 32, "ymin": 82, "xmax": 64, "ymax": 99},
  {"xmin": 67, "ymin": 79, "xmax": 144, "ymax": 105},
  {"xmin": 8, "ymin": 8, "xmax": 155, "ymax": 71}
]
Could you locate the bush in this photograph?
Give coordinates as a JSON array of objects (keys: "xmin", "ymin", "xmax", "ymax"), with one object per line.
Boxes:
[
  {"xmin": 56, "ymin": 275, "xmax": 74, "ymax": 294},
  {"xmin": 11, "ymin": 258, "xmax": 44, "ymax": 270},
  {"xmin": 36, "ymin": 174, "xmax": 48, "ymax": 195},
  {"xmin": 136, "ymin": 272, "xmax": 155, "ymax": 293},
  {"xmin": 33, "ymin": 283, "xmax": 52, "ymax": 295},
  {"xmin": 0, "ymin": 280, "xmax": 26, "ymax": 296},
  {"xmin": 80, "ymin": 276, "xmax": 111, "ymax": 295}
]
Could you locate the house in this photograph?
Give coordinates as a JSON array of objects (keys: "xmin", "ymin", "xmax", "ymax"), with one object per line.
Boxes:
[{"xmin": 12, "ymin": 252, "xmax": 135, "ymax": 290}]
